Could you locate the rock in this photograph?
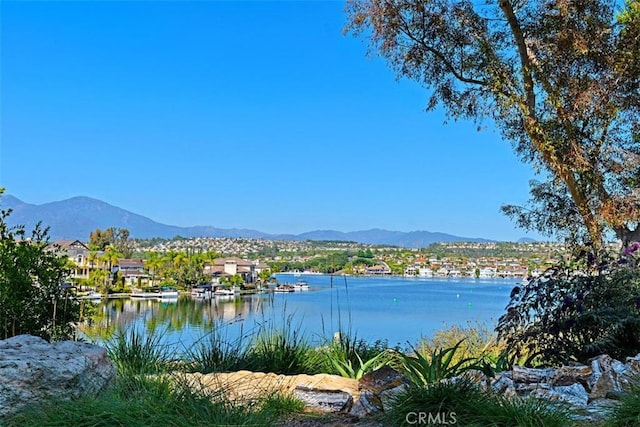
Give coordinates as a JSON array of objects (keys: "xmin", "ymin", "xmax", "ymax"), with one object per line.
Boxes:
[
  {"xmin": 571, "ymin": 399, "xmax": 620, "ymax": 423},
  {"xmin": 183, "ymin": 371, "xmax": 359, "ymax": 412},
  {"xmin": 357, "ymin": 366, "xmax": 406, "ymax": 395},
  {"xmin": 589, "ymin": 355, "xmax": 624, "ymax": 400},
  {"xmin": 349, "ymin": 391, "xmax": 381, "ymax": 418},
  {"xmin": 490, "ymin": 373, "xmax": 517, "ymax": 398},
  {"xmin": 294, "ymin": 386, "xmax": 353, "ymax": 412},
  {"xmin": 624, "ymin": 353, "xmax": 640, "ymax": 375},
  {"xmin": 0, "ymin": 334, "xmax": 116, "ymax": 419},
  {"xmin": 512, "ymin": 366, "xmax": 555, "ymax": 383},
  {"xmin": 378, "ymin": 383, "xmax": 409, "ymax": 412},
  {"xmin": 531, "ymin": 383, "xmax": 590, "ymax": 407},
  {"xmin": 550, "ymin": 365, "xmax": 592, "ymax": 387},
  {"xmin": 352, "ymin": 366, "xmax": 409, "ymax": 415}
]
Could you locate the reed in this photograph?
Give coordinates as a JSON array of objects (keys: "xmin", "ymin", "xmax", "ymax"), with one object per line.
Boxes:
[{"xmin": 105, "ymin": 327, "xmax": 173, "ymax": 375}]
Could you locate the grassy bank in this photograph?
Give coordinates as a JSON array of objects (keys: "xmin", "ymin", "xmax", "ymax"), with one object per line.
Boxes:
[{"xmin": 6, "ymin": 305, "xmax": 640, "ymax": 426}]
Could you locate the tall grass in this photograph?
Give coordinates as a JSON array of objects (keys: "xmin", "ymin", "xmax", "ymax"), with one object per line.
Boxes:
[
  {"xmin": 416, "ymin": 321, "xmax": 506, "ymax": 363},
  {"xmin": 4, "ymin": 374, "xmax": 297, "ymax": 427},
  {"xmin": 186, "ymin": 321, "xmax": 251, "ymax": 373},
  {"xmin": 383, "ymin": 380, "xmax": 573, "ymax": 427},
  {"xmin": 246, "ymin": 311, "xmax": 311, "ymax": 374},
  {"xmin": 105, "ymin": 327, "xmax": 173, "ymax": 375}
]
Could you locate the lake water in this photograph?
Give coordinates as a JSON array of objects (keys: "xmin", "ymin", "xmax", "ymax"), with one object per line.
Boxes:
[{"xmin": 82, "ymin": 274, "xmax": 517, "ymax": 353}]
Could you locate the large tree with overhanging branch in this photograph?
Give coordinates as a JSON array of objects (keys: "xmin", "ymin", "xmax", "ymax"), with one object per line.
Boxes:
[{"xmin": 346, "ymin": 0, "xmax": 639, "ymax": 252}]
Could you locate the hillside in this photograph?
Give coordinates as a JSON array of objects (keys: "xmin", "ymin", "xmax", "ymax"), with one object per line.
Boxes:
[{"xmin": 2, "ymin": 195, "xmax": 496, "ymax": 247}]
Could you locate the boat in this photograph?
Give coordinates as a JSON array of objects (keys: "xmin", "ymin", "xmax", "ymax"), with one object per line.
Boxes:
[
  {"xmin": 214, "ymin": 288, "xmax": 236, "ymax": 297},
  {"xmin": 79, "ymin": 291, "xmax": 103, "ymax": 301},
  {"xmin": 273, "ymin": 285, "xmax": 295, "ymax": 293},
  {"xmin": 131, "ymin": 286, "xmax": 179, "ymax": 300},
  {"xmin": 130, "ymin": 291, "xmax": 158, "ymax": 299},
  {"xmin": 158, "ymin": 286, "xmax": 179, "ymax": 299},
  {"xmin": 293, "ymin": 279, "xmax": 310, "ymax": 291}
]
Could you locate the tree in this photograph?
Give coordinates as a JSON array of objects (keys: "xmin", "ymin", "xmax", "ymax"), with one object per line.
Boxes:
[
  {"xmin": 99, "ymin": 246, "xmax": 123, "ymax": 289},
  {"xmin": 258, "ymin": 268, "xmax": 273, "ymax": 283},
  {"xmin": 497, "ymin": 247, "xmax": 640, "ymax": 365},
  {"xmin": 89, "ymin": 227, "xmax": 133, "ymax": 258},
  {"xmin": 145, "ymin": 251, "xmax": 164, "ymax": 287},
  {"xmin": 346, "ymin": 0, "xmax": 640, "ymax": 251},
  {"xmin": 0, "ymin": 190, "xmax": 81, "ymax": 341}
]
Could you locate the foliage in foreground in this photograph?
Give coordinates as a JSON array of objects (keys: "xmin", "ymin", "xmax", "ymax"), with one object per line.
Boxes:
[
  {"xmin": 416, "ymin": 321, "xmax": 506, "ymax": 366},
  {"xmin": 395, "ymin": 340, "xmax": 480, "ymax": 386},
  {"xmin": 187, "ymin": 322, "xmax": 251, "ymax": 374},
  {"xmin": 306, "ymin": 332, "xmax": 397, "ymax": 379},
  {"xmin": 105, "ymin": 327, "xmax": 174, "ymax": 375},
  {"xmin": 383, "ymin": 380, "xmax": 572, "ymax": 427},
  {"xmin": 497, "ymin": 248, "xmax": 640, "ymax": 366},
  {"xmin": 4, "ymin": 374, "xmax": 300, "ymax": 427},
  {"xmin": 603, "ymin": 382, "xmax": 640, "ymax": 427},
  {"xmin": 0, "ymin": 189, "xmax": 80, "ymax": 341}
]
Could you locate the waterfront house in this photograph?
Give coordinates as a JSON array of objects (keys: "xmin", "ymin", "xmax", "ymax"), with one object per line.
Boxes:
[
  {"xmin": 48, "ymin": 239, "xmax": 94, "ymax": 281},
  {"xmin": 203, "ymin": 257, "xmax": 269, "ymax": 283},
  {"xmin": 365, "ymin": 263, "xmax": 391, "ymax": 275},
  {"xmin": 115, "ymin": 258, "xmax": 148, "ymax": 286}
]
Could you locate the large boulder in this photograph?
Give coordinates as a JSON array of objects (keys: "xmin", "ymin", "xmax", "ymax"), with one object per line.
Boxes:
[
  {"xmin": 0, "ymin": 334, "xmax": 116, "ymax": 419},
  {"xmin": 185, "ymin": 370, "xmax": 359, "ymax": 412}
]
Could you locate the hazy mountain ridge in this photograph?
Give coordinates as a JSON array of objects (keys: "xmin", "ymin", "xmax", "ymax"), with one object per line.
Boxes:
[{"xmin": 2, "ymin": 195, "xmax": 500, "ymax": 247}]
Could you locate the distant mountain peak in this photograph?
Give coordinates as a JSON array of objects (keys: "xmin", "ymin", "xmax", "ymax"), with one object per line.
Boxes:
[{"xmin": 1, "ymin": 194, "xmax": 498, "ymax": 247}]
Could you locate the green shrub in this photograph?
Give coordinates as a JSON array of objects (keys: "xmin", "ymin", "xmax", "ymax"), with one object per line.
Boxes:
[
  {"xmin": 383, "ymin": 380, "xmax": 572, "ymax": 427},
  {"xmin": 395, "ymin": 340, "xmax": 479, "ymax": 386},
  {"xmin": 417, "ymin": 321, "xmax": 506, "ymax": 366},
  {"xmin": 325, "ymin": 346, "xmax": 390, "ymax": 379},
  {"xmin": 307, "ymin": 332, "xmax": 397, "ymax": 378},
  {"xmin": 496, "ymin": 250, "xmax": 640, "ymax": 366},
  {"xmin": 603, "ymin": 380, "xmax": 640, "ymax": 427},
  {"xmin": 0, "ymin": 194, "xmax": 80, "ymax": 341}
]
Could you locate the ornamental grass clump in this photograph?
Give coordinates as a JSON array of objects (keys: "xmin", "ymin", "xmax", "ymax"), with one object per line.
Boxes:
[
  {"xmin": 186, "ymin": 321, "xmax": 251, "ymax": 373},
  {"xmin": 383, "ymin": 380, "xmax": 572, "ymax": 427},
  {"xmin": 105, "ymin": 327, "xmax": 173, "ymax": 375},
  {"xmin": 496, "ymin": 245, "xmax": 640, "ymax": 366},
  {"xmin": 604, "ymin": 382, "xmax": 640, "ymax": 427},
  {"xmin": 246, "ymin": 312, "xmax": 312, "ymax": 374},
  {"xmin": 4, "ymin": 373, "xmax": 294, "ymax": 427}
]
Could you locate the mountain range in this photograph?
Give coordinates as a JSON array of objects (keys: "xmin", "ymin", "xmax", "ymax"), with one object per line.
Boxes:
[{"xmin": 1, "ymin": 195, "xmax": 504, "ymax": 248}]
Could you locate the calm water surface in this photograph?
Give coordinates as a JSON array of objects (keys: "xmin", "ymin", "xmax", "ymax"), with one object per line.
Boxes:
[{"xmin": 83, "ymin": 274, "xmax": 517, "ymax": 352}]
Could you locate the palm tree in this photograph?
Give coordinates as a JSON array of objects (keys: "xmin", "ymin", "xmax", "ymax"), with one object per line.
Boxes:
[
  {"xmin": 145, "ymin": 252, "xmax": 164, "ymax": 287},
  {"xmin": 100, "ymin": 246, "xmax": 122, "ymax": 289}
]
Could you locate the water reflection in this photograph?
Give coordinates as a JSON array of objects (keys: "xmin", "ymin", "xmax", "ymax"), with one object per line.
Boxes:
[
  {"xmin": 80, "ymin": 275, "xmax": 516, "ymax": 349},
  {"xmin": 81, "ymin": 294, "xmax": 277, "ymax": 342}
]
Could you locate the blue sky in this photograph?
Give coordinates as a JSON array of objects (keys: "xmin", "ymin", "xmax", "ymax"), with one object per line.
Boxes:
[{"xmin": 1, "ymin": 1, "xmax": 542, "ymax": 241}]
